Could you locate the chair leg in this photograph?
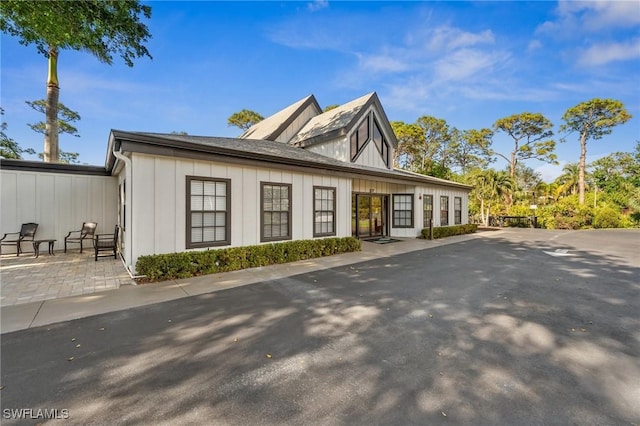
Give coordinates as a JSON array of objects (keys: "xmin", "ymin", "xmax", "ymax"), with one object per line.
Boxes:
[
  {"xmin": 80, "ymin": 239, "xmax": 83, "ymax": 254},
  {"xmin": 64, "ymin": 239, "xmax": 67, "ymax": 253},
  {"xmin": 16, "ymin": 242, "xmax": 20, "ymax": 256}
]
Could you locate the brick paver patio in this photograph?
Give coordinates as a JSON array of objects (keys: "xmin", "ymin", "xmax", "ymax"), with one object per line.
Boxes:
[{"xmin": 0, "ymin": 250, "xmax": 134, "ymax": 307}]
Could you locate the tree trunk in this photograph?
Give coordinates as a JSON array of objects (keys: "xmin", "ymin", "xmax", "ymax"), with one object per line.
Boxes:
[
  {"xmin": 44, "ymin": 47, "xmax": 60, "ymax": 163},
  {"xmin": 506, "ymin": 150, "xmax": 516, "ymax": 207},
  {"xmin": 578, "ymin": 130, "xmax": 588, "ymax": 205}
]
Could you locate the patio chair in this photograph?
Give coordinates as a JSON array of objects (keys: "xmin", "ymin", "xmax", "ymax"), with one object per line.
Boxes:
[
  {"xmin": 64, "ymin": 222, "xmax": 98, "ymax": 253},
  {"xmin": 0, "ymin": 223, "xmax": 38, "ymax": 256},
  {"xmin": 94, "ymin": 225, "xmax": 118, "ymax": 261}
]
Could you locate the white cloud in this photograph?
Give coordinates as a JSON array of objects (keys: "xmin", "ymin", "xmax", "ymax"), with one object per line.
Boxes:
[
  {"xmin": 434, "ymin": 48, "xmax": 507, "ymax": 81},
  {"xmin": 307, "ymin": 0, "xmax": 329, "ymax": 12},
  {"xmin": 560, "ymin": 0, "xmax": 640, "ymax": 30},
  {"xmin": 527, "ymin": 39, "xmax": 543, "ymax": 52},
  {"xmin": 426, "ymin": 26, "xmax": 495, "ymax": 51},
  {"xmin": 577, "ymin": 38, "xmax": 640, "ymax": 66},
  {"xmin": 537, "ymin": 0, "xmax": 640, "ymax": 36},
  {"xmin": 357, "ymin": 53, "xmax": 409, "ymax": 73}
]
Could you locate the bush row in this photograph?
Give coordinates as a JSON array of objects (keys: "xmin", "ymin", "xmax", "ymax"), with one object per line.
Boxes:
[
  {"xmin": 136, "ymin": 237, "xmax": 362, "ymax": 281},
  {"xmin": 420, "ymin": 223, "xmax": 478, "ymax": 239}
]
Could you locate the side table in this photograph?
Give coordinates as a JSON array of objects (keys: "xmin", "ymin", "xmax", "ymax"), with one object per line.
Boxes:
[{"xmin": 33, "ymin": 239, "xmax": 56, "ymax": 258}]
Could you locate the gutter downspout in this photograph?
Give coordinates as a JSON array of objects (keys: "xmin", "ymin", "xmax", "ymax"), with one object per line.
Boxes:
[{"xmin": 112, "ymin": 148, "xmax": 146, "ymax": 280}]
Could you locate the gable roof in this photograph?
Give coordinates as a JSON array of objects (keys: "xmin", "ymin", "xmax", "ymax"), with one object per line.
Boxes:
[
  {"xmin": 107, "ymin": 130, "xmax": 470, "ymax": 190},
  {"xmin": 288, "ymin": 92, "xmax": 398, "ymax": 149},
  {"xmin": 239, "ymin": 95, "xmax": 321, "ymax": 141}
]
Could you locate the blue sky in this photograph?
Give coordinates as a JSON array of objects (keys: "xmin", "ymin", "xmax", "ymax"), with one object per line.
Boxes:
[{"xmin": 2, "ymin": 1, "xmax": 639, "ymax": 181}]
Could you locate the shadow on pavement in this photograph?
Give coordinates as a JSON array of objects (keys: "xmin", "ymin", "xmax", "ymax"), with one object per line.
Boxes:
[{"xmin": 1, "ymin": 232, "xmax": 639, "ymax": 424}]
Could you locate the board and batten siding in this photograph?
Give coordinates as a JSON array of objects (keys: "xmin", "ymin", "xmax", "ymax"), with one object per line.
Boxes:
[
  {"xmin": 305, "ymin": 136, "xmax": 350, "ymax": 163},
  {"xmin": 0, "ymin": 169, "xmax": 118, "ymax": 254},
  {"xmin": 128, "ymin": 153, "xmax": 352, "ymax": 270},
  {"xmin": 352, "ymin": 178, "xmax": 469, "ymax": 238},
  {"xmin": 276, "ymin": 103, "xmax": 320, "ymax": 143},
  {"xmin": 354, "ymin": 140, "xmax": 389, "ymax": 170}
]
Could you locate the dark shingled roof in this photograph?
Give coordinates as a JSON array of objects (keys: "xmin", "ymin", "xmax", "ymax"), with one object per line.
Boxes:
[{"xmin": 108, "ymin": 130, "xmax": 470, "ymax": 190}]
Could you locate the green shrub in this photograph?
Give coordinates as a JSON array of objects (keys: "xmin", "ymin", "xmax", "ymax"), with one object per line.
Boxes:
[
  {"xmin": 593, "ymin": 207, "xmax": 623, "ymax": 229},
  {"xmin": 537, "ymin": 195, "xmax": 593, "ymax": 230},
  {"xmin": 136, "ymin": 237, "xmax": 362, "ymax": 281},
  {"xmin": 420, "ymin": 223, "xmax": 478, "ymax": 239}
]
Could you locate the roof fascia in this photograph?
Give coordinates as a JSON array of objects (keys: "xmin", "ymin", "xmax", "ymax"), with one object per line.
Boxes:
[
  {"xmin": 0, "ymin": 158, "xmax": 110, "ymax": 176},
  {"xmin": 112, "ymin": 131, "xmax": 471, "ymax": 190},
  {"xmin": 269, "ymin": 95, "xmax": 321, "ymax": 141}
]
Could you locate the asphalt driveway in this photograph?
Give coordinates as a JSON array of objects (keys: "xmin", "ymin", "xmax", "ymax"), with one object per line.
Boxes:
[{"xmin": 1, "ymin": 229, "xmax": 639, "ymax": 425}]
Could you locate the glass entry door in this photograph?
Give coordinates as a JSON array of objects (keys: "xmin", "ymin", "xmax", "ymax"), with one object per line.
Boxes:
[{"xmin": 352, "ymin": 194, "xmax": 388, "ymax": 238}]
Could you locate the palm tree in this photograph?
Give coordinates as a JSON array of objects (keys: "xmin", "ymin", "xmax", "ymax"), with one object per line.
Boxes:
[
  {"xmin": 555, "ymin": 163, "xmax": 580, "ymax": 197},
  {"xmin": 473, "ymin": 169, "xmax": 513, "ymax": 226}
]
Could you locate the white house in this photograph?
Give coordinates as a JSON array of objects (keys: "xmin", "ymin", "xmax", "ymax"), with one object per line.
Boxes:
[{"xmin": 1, "ymin": 92, "xmax": 471, "ymax": 273}]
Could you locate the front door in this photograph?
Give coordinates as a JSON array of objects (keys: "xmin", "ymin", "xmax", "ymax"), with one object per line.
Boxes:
[{"xmin": 352, "ymin": 194, "xmax": 388, "ymax": 238}]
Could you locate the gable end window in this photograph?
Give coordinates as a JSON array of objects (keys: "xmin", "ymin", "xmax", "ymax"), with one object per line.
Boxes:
[
  {"xmin": 373, "ymin": 119, "xmax": 390, "ymax": 167},
  {"xmin": 454, "ymin": 197, "xmax": 462, "ymax": 225},
  {"xmin": 423, "ymin": 194, "xmax": 433, "ymax": 228},
  {"xmin": 392, "ymin": 194, "xmax": 414, "ymax": 228},
  {"xmin": 313, "ymin": 186, "xmax": 336, "ymax": 237},
  {"xmin": 350, "ymin": 115, "xmax": 370, "ymax": 162},
  {"xmin": 440, "ymin": 196, "xmax": 449, "ymax": 226},
  {"xmin": 261, "ymin": 182, "xmax": 292, "ymax": 242},
  {"xmin": 187, "ymin": 176, "xmax": 230, "ymax": 248}
]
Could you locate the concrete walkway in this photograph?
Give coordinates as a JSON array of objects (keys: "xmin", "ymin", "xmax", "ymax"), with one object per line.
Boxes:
[{"xmin": 0, "ymin": 233, "xmax": 494, "ymax": 334}]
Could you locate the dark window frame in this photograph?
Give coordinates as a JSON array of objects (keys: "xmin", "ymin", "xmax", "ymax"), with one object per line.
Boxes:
[
  {"xmin": 350, "ymin": 115, "xmax": 371, "ymax": 162},
  {"xmin": 423, "ymin": 194, "xmax": 433, "ymax": 228},
  {"xmin": 260, "ymin": 182, "xmax": 293, "ymax": 243},
  {"xmin": 186, "ymin": 176, "xmax": 231, "ymax": 249},
  {"xmin": 392, "ymin": 193, "xmax": 414, "ymax": 228},
  {"xmin": 313, "ymin": 186, "xmax": 337, "ymax": 237},
  {"xmin": 372, "ymin": 118, "xmax": 390, "ymax": 167},
  {"xmin": 440, "ymin": 195, "xmax": 449, "ymax": 226},
  {"xmin": 454, "ymin": 196, "xmax": 462, "ymax": 225}
]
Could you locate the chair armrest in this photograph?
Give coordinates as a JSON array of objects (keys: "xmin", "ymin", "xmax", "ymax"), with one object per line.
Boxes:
[
  {"xmin": 65, "ymin": 230, "xmax": 81, "ymax": 238},
  {"xmin": 1, "ymin": 232, "xmax": 20, "ymax": 241}
]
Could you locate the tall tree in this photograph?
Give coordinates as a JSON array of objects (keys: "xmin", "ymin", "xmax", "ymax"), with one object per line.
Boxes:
[
  {"xmin": 0, "ymin": 107, "xmax": 35, "ymax": 159},
  {"xmin": 450, "ymin": 128, "xmax": 494, "ymax": 174},
  {"xmin": 493, "ymin": 112, "xmax": 555, "ymax": 206},
  {"xmin": 0, "ymin": 1, "xmax": 152, "ymax": 162},
  {"xmin": 26, "ymin": 100, "xmax": 81, "ymax": 163},
  {"xmin": 493, "ymin": 112, "xmax": 556, "ymax": 180},
  {"xmin": 227, "ymin": 109, "xmax": 264, "ymax": 131},
  {"xmin": 415, "ymin": 115, "xmax": 453, "ymax": 175},
  {"xmin": 26, "ymin": 100, "xmax": 80, "ymax": 138},
  {"xmin": 391, "ymin": 121, "xmax": 424, "ymax": 170},
  {"xmin": 560, "ymin": 98, "xmax": 632, "ymax": 204}
]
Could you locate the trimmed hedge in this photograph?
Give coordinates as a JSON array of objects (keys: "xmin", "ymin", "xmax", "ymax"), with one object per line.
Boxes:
[
  {"xmin": 420, "ymin": 223, "xmax": 478, "ymax": 239},
  {"xmin": 136, "ymin": 237, "xmax": 361, "ymax": 281}
]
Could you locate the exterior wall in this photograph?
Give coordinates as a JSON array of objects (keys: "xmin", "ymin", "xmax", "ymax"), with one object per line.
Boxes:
[
  {"xmin": 354, "ymin": 141, "xmax": 388, "ymax": 169},
  {"xmin": 305, "ymin": 105, "xmax": 395, "ymax": 171},
  {"xmin": 305, "ymin": 136, "xmax": 350, "ymax": 162},
  {"xmin": 352, "ymin": 178, "xmax": 469, "ymax": 238},
  {"xmin": 128, "ymin": 153, "xmax": 352, "ymax": 271},
  {"xmin": 276, "ymin": 103, "xmax": 319, "ymax": 143},
  {"xmin": 0, "ymin": 168, "xmax": 118, "ymax": 254}
]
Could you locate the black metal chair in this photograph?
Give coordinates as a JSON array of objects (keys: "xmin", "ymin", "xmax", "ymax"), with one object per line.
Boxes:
[
  {"xmin": 93, "ymin": 225, "xmax": 118, "ymax": 261},
  {"xmin": 64, "ymin": 222, "xmax": 98, "ymax": 253},
  {"xmin": 0, "ymin": 223, "xmax": 39, "ymax": 256}
]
